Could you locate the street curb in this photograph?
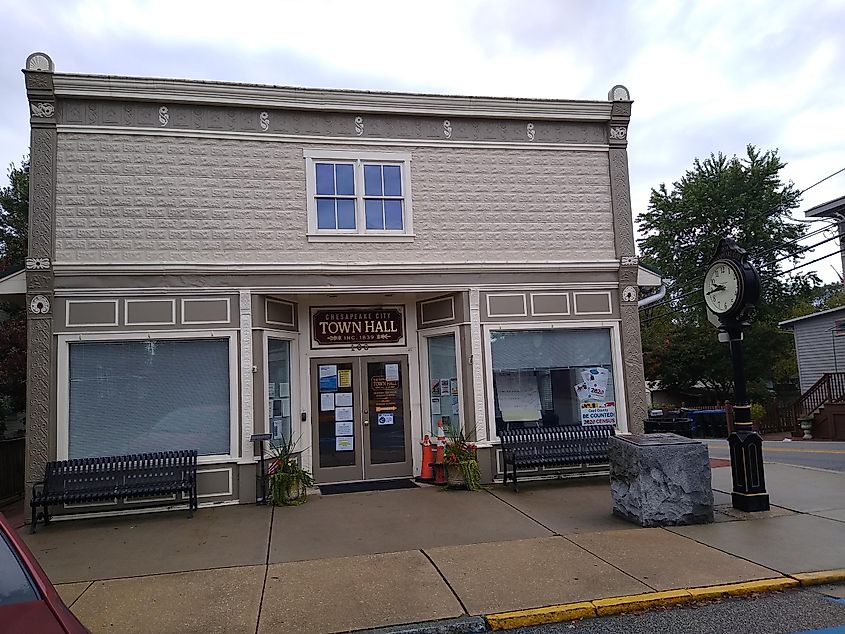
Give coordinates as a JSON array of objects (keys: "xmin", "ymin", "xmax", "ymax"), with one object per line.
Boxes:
[
  {"xmin": 354, "ymin": 615, "xmax": 487, "ymax": 634},
  {"xmin": 485, "ymin": 577, "xmax": 800, "ymax": 630},
  {"xmin": 792, "ymin": 570, "xmax": 845, "ymax": 586}
]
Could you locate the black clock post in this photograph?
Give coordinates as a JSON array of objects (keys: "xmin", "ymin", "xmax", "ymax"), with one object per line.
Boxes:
[{"xmin": 703, "ymin": 237, "xmax": 770, "ymax": 512}]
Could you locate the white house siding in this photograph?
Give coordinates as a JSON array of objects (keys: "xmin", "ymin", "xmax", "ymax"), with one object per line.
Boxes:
[
  {"xmin": 793, "ymin": 313, "xmax": 845, "ymax": 392},
  {"xmin": 53, "ymin": 134, "xmax": 615, "ymax": 266}
]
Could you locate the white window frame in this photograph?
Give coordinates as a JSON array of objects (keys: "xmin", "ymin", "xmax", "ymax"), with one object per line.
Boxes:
[
  {"xmin": 57, "ymin": 330, "xmax": 240, "ymax": 465},
  {"xmin": 482, "ymin": 321, "xmax": 628, "ymax": 440},
  {"xmin": 417, "ymin": 325, "xmax": 465, "ymax": 438},
  {"xmin": 262, "ymin": 330, "xmax": 301, "ymax": 452},
  {"xmin": 304, "ymin": 149, "xmax": 414, "ymax": 242}
]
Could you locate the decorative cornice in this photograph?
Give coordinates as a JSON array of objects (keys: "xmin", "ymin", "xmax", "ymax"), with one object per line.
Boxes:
[
  {"xmin": 53, "ymin": 260, "xmax": 623, "ymax": 276},
  {"xmin": 51, "ymin": 73, "xmax": 615, "ymax": 121},
  {"xmin": 56, "ymin": 124, "xmax": 610, "ymax": 152}
]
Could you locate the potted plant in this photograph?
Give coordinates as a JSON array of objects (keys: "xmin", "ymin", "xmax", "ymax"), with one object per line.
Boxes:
[
  {"xmin": 267, "ymin": 435, "xmax": 314, "ymax": 506},
  {"xmin": 444, "ymin": 425, "xmax": 482, "ymax": 491}
]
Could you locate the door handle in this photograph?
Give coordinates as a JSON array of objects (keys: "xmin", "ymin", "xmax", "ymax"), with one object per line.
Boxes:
[{"xmin": 363, "ymin": 419, "xmax": 369, "ymax": 426}]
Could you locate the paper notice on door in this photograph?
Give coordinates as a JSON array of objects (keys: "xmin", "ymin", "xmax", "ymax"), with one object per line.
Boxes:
[
  {"xmin": 335, "ymin": 421, "xmax": 353, "ymax": 436},
  {"xmin": 278, "ymin": 382, "xmax": 290, "ymax": 397},
  {"xmin": 431, "ymin": 397, "xmax": 441, "ymax": 415},
  {"xmin": 377, "ymin": 412, "xmax": 394, "ymax": 426},
  {"xmin": 334, "ymin": 392, "xmax": 353, "ymax": 407},
  {"xmin": 497, "ymin": 371, "xmax": 542, "ymax": 422},
  {"xmin": 319, "ymin": 364, "xmax": 338, "ymax": 391},
  {"xmin": 335, "ymin": 406, "xmax": 353, "ymax": 421},
  {"xmin": 452, "ymin": 400, "xmax": 460, "ymax": 415},
  {"xmin": 440, "ymin": 379, "xmax": 450, "ymax": 395},
  {"xmin": 338, "ymin": 369, "xmax": 352, "ymax": 389},
  {"xmin": 450, "ymin": 378, "xmax": 459, "ymax": 396},
  {"xmin": 320, "ymin": 393, "xmax": 335, "ymax": 412},
  {"xmin": 336, "ymin": 436, "xmax": 354, "ymax": 451},
  {"xmin": 281, "ymin": 399, "xmax": 290, "ymax": 417},
  {"xmin": 385, "ymin": 363, "xmax": 399, "ymax": 381},
  {"xmin": 267, "ymin": 383, "xmax": 276, "ymax": 398}
]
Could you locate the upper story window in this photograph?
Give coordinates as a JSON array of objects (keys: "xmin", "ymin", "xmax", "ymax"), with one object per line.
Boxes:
[{"xmin": 305, "ymin": 150, "xmax": 413, "ymax": 241}]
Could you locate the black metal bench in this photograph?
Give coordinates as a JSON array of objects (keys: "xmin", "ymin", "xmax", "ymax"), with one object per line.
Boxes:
[
  {"xmin": 499, "ymin": 425, "xmax": 616, "ymax": 492},
  {"xmin": 30, "ymin": 450, "xmax": 198, "ymax": 533}
]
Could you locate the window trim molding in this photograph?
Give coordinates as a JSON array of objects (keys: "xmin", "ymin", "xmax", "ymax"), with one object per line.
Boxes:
[
  {"xmin": 417, "ymin": 325, "xmax": 465, "ymax": 439},
  {"xmin": 304, "ymin": 149, "xmax": 414, "ymax": 238},
  {"xmin": 57, "ymin": 330, "xmax": 240, "ymax": 465},
  {"xmin": 262, "ymin": 330, "xmax": 301, "ymax": 452},
  {"xmin": 481, "ymin": 320, "xmax": 628, "ymax": 440}
]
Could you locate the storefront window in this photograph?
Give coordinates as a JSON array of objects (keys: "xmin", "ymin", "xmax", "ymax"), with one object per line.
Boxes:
[
  {"xmin": 267, "ymin": 339, "xmax": 292, "ymax": 445},
  {"xmin": 426, "ymin": 334, "xmax": 461, "ymax": 436},
  {"xmin": 489, "ymin": 329, "xmax": 616, "ymax": 435},
  {"xmin": 68, "ymin": 338, "xmax": 231, "ymax": 458}
]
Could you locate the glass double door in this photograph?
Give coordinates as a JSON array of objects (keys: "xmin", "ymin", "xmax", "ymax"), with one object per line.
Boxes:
[{"xmin": 311, "ymin": 355, "xmax": 412, "ymax": 483}]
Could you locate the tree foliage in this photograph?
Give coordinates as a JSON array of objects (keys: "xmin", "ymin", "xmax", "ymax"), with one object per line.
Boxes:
[
  {"xmin": 638, "ymin": 145, "xmax": 828, "ymax": 402},
  {"xmin": 0, "ymin": 157, "xmax": 28, "ymax": 424},
  {"xmin": 0, "ymin": 157, "xmax": 29, "ymax": 271}
]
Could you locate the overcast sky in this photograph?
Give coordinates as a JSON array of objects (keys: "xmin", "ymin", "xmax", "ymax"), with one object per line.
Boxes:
[{"xmin": 1, "ymin": 0, "xmax": 844, "ymax": 281}]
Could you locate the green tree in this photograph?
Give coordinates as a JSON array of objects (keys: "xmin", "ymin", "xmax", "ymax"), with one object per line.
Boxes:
[
  {"xmin": 0, "ymin": 157, "xmax": 29, "ymax": 425},
  {"xmin": 638, "ymin": 145, "xmax": 822, "ymax": 402},
  {"xmin": 0, "ymin": 157, "xmax": 29, "ymax": 270}
]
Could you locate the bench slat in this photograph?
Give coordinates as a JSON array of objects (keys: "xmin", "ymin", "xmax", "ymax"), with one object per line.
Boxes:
[
  {"xmin": 499, "ymin": 425, "xmax": 615, "ymax": 491},
  {"xmin": 30, "ymin": 450, "xmax": 198, "ymax": 532}
]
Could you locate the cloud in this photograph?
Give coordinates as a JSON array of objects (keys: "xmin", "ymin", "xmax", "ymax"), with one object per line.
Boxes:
[{"xmin": 1, "ymin": 0, "xmax": 844, "ymax": 278}]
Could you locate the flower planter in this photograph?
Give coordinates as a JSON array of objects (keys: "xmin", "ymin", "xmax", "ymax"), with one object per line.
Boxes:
[
  {"xmin": 799, "ymin": 419, "xmax": 813, "ymax": 440},
  {"xmin": 446, "ymin": 464, "xmax": 466, "ymax": 489}
]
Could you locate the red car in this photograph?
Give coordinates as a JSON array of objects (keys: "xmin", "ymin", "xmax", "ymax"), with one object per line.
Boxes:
[{"xmin": 0, "ymin": 512, "xmax": 89, "ymax": 633}]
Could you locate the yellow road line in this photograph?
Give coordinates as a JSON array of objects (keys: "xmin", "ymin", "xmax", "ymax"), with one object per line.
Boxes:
[{"xmin": 708, "ymin": 445, "xmax": 845, "ymax": 455}]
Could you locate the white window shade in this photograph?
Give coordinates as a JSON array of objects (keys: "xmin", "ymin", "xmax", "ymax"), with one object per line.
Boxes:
[{"xmin": 68, "ymin": 339, "xmax": 231, "ymax": 458}]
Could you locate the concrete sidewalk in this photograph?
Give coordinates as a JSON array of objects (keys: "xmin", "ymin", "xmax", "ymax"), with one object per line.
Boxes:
[{"xmin": 17, "ymin": 465, "xmax": 845, "ymax": 633}]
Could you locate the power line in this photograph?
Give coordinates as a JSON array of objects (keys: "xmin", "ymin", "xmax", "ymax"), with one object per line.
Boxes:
[
  {"xmin": 641, "ymin": 232, "xmax": 841, "ymax": 313},
  {"xmin": 641, "ymin": 243, "xmax": 845, "ymax": 325},
  {"xmin": 640, "ymin": 164, "xmax": 845, "ymax": 298}
]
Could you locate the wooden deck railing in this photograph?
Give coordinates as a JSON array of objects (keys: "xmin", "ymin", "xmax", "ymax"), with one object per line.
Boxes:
[{"xmin": 792, "ymin": 372, "xmax": 845, "ymax": 425}]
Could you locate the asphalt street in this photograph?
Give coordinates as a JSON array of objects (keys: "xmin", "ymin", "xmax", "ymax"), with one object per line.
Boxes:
[
  {"xmin": 706, "ymin": 440, "xmax": 845, "ymax": 472},
  {"xmin": 509, "ymin": 588, "xmax": 845, "ymax": 634}
]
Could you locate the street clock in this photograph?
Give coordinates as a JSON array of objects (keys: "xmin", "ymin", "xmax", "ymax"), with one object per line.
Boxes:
[{"xmin": 703, "ymin": 238, "xmax": 760, "ymax": 323}]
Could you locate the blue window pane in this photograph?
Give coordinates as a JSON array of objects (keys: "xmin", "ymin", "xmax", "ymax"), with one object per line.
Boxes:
[
  {"xmin": 383, "ymin": 165, "xmax": 402, "ymax": 196},
  {"xmin": 317, "ymin": 198, "xmax": 336, "ymax": 229},
  {"xmin": 384, "ymin": 200, "xmax": 403, "ymax": 230},
  {"xmin": 337, "ymin": 199, "xmax": 356, "ymax": 229},
  {"xmin": 365, "ymin": 199, "xmax": 384, "ymax": 229},
  {"xmin": 364, "ymin": 165, "xmax": 383, "ymax": 196},
  {"xmin": 336, "ymin": 164, "xmax": 354, "ymax": 196},
  {"xmin": 315, "ymin": 163, "xmax": 335, "ymax": 195}
]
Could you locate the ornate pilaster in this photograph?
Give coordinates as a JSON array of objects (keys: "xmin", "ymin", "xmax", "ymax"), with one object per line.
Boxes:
[
  {"xmin": 468, "ymin": 289, "xmax": 487, "ymax": 442},
  {"xmin": 239, "ymin": 290, "xmax": 254, "ymax": 460},
  {"xmin": 23, "ymin": 52, "xmax": 57, "ymax": 512},
  {"xmin": 607, "ymin": 85, "xmax": 646, "ymax": 433}
]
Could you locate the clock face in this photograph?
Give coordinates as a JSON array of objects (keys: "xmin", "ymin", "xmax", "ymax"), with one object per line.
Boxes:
[{"xmin": 704, "ymin": 260, "xmax": 742, "ymax": 314}]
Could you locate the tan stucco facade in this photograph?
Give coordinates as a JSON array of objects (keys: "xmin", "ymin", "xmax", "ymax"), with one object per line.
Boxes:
[{"xmin": 23, "ymin": 53, "xmax": 647, "ymax": 514}]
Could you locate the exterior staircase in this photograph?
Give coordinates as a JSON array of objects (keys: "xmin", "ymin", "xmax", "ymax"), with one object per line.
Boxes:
[{"xmin": 785, "ymin": 372, "xmax": 845, "ymax": 440}]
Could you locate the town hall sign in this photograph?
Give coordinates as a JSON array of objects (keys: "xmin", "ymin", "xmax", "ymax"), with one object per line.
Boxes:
[{"xmin": 312, "ymin": 308, "xmax": 404, "ymax": 346}]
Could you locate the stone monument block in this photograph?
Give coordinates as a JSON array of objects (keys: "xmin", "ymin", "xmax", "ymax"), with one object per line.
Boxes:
[{"xmin": 609, "ymin": 433, "xmax": 714, "ymax": 527}]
